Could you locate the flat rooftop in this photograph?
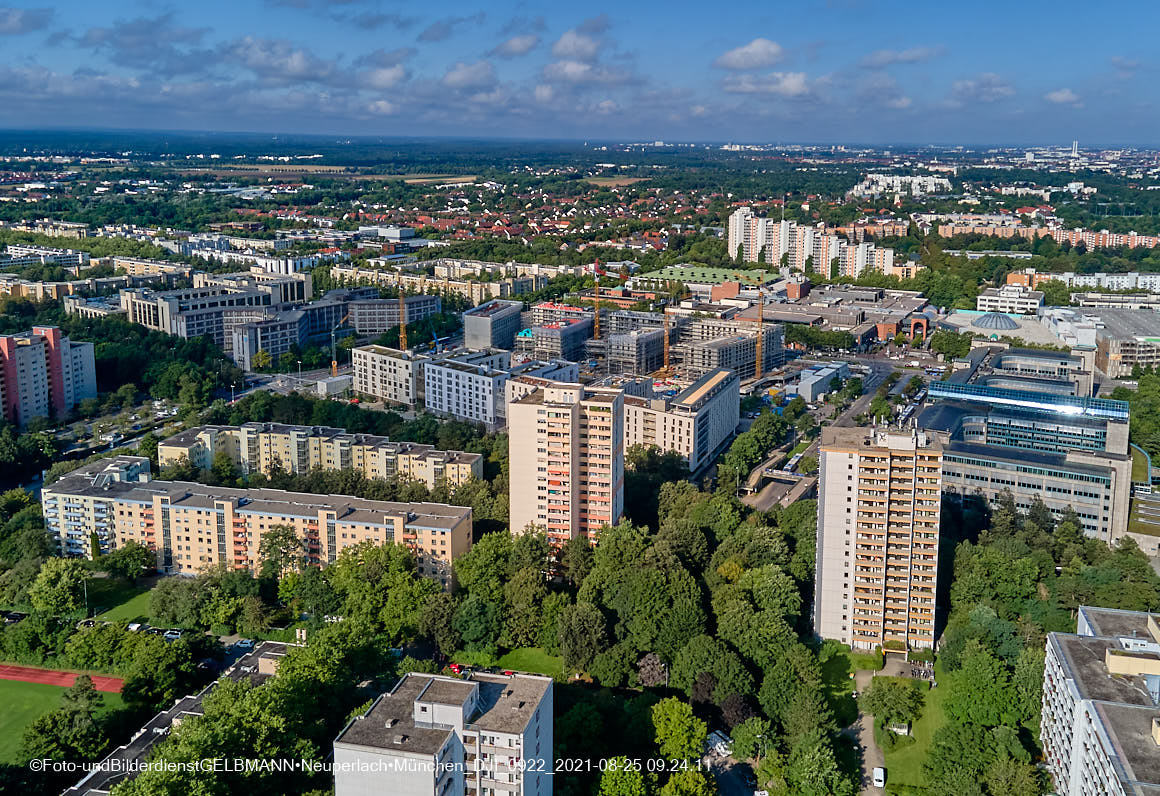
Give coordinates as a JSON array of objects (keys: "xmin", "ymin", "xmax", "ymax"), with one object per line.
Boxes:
[
  {"xmin": 1094, "ymin": 702, "xmax": 1160, "ymax": 790},
  {"xmin": 673, "ymin": 368, "xmax": 736, "ymax": 409},
  {"xmin": 1088, "ymin": 308, "xmax": 1160, "ymax": 340},
  {"xmin": 1081, "ymin": 606, "xmax": 1157, "ymax": 639},
  {"xmin": 334, "ymin": 672, "xmax": 551, "ymax": 755},
  {"xmin": 465, "ymin": 299, "xmax": 522, "ymax": 317}
]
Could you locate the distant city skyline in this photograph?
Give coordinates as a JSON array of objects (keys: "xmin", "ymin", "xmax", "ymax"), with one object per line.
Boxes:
[{"xmin": 0, "ymin": 0, "xmax": 1156, "ymax": 144}]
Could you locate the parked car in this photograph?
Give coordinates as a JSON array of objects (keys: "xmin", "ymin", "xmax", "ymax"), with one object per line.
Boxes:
[
  {"xmin": 163, "ymin": 629, "xmax": 182, "ymax": 641},
  {"xmin": 127, "ymin": 622, "xmax": 146, "ymax": 632},
  {"xmin": 873, "ymin": 767, "xmax": 886, "ymax": 788},
  {"xmin": 235, "ymin": 638, "xmax": 255, "ymax": 650}
]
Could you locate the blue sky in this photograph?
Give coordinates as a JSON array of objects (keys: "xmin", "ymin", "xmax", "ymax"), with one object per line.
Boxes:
[{"xmin": 0, "ymin": 0, "xmax": 1155, "ymax": 144}]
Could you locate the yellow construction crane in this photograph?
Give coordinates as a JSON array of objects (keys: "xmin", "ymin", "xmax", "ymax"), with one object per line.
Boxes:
[{"xmin": 398, "ymin": 289, "xmax": 408, "ymax": 351}]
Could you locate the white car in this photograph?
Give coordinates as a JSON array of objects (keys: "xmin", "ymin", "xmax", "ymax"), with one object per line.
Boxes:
[{"xmin": 872, "ymin": 767, "xmax": 886, "ymax": 788}]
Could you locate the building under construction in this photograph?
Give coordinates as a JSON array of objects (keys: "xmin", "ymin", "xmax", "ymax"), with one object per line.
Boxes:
[
  {"xmin": 673, "ymin": 320, "xmax": 784, "ymax": 379},
  {"xmin": 584, "ymin": 310, "xmax": 684, "ymax": 376}
]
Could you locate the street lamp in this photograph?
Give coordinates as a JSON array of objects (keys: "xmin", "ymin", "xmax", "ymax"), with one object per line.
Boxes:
[{"xmin": 298, "ymin": 360, "xmax": 303, "ymax": 383}]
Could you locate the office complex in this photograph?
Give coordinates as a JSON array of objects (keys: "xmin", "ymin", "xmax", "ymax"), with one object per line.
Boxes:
[
  {"xmin": 622, "ymin": 368, "xmax": 739, "ymax": 473},
  {"xmin": 158, "ymin": 423, "xmax": 483, "ymax": 488},
  {"xmin": 423, "ymin": 350, "xmax": 512, "ymax": 430},
  {"xmin": 43, "ymin": 456, "xmax": 471, "ymax": 587},
  {"xmin": 815, "ymin": 426, "xmax": 942, "ymax": 651},
  {"xmin": 333, "ymin": 671, "xmax": 553, "ymax": 796},
  {"xmin": 975, "ymin": 284, "xmax": 1045, "ymax": 315},
  {"xmin": 348, "ymin": 294, "xmax": 443, "ymax": 335},
  {"xmin": 508, "ymin": 383, "xmax": 624, "ymax": 543},
  {"xmin": 0, "ymin": 326, "xmax": 97, "ymax": 427},
  {"xmin": 352, "ymin": 345, "xmax": 429, "ymax": 407},
  {"xmin": 1042, "ymin": 606, "xmax": 1160, "ymax": 796},
  {"xmin": 919, "ymin": 348, "xmax": 1133, "ymax": 544},
  {"xmin": 464, "ymin": 299, "xmax": 524, "ymax": 350}
]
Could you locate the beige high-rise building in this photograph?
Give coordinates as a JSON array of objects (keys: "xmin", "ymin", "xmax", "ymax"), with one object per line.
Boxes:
[
  {"xmin": 507, "ymin": 384, "xmax": 624, "ymax": 545},
  {"xmin": 815, "ymin": 426, "xmax": 942, "ymax": 651}
]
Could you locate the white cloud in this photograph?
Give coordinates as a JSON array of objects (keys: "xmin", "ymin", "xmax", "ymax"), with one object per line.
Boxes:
[
  {"xmin": 950, "ymin": 72, "xmax": 1014, "ymax": 104},
  {"xmin": 885, "ymin": 96, "xmax": 912, "ymax": 109},
  {"xmin": 361, "ymin": 65, "xmax": 406, "ymax": 89},
  {"xmin": 1044, "ymin": 87, "xmax": 1080, "ymax": 105},
  {"xmin": 722, "ymin": 71, "xmax": 812, "ymax": 97},
  {"xmin": 491, "ymin": 34, "xmax": 539, "ymax": 57},
  {"xmin": 860, "ymin": 46, "xmax": 943, "ymax": 68},
  {"xmin": 441, "ymin": 60, "xmax": 496, "ymax": 90},
  {"xmin": 552, "ymin": 30, "xmax": 601, "ymax": 61},
  {"xmin": 533, "ymin": 84, "xmax": 554, "ymax": 103},
  {"xmin": 366, "ymin": 99, "xmax": 395, "ymax": 115},
  {"xmin": 542, "ymin": 60, "xmax": 630, "ymax": 85},
  {"xmin": 713, "ymin": 38, "xmax": 784, "ymax": 70}
]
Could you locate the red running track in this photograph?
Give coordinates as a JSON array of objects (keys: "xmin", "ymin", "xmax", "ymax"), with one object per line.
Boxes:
[{"xmin": 0, "ymin": 663, "xmax": 124, "ymax": 693}]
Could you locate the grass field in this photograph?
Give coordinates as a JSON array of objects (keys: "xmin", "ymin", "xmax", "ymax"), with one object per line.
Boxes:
[
  {"xmin": 881, "ymin": 669, "xmax": 948, "ymax": 789},
  {"xmin": 95, "ymin": 584, "xmax": 153, "ymax": 623},
  {"xmin": 496, "ymin": 648, "xmax": 563, "ymax": 677},
  {"xmin": 86, "ymin": 578, "xmax": 150, "ymax": 620},
  {"xmin": 0, "ymin": 679, "xmax": 126, "ymax": 763}
]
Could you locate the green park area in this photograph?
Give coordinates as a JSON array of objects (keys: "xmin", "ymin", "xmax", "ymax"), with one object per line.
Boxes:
[
  {"xmin": 0, "ymin": 679, "xmax": 125, "ymax": 763},
  {"xmin": 880, "ymin": 670, "xmax": 949, "ymax": 790}
]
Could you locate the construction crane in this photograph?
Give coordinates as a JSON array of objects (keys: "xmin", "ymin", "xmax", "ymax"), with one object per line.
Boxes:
[
  {"xmin": 755, "ymin": 292, "xmax": 764, "ymax": 380},
  {"xmin": 592, "ymin": 275, "xmax": 600, "ymax": 340},
  {"xmin": 330, "ymin": 312, "xmax": 350, "ymax": 377},
  {"xmin": 398, "ymin": 289, "xmax": 408, "ymax": 351}
]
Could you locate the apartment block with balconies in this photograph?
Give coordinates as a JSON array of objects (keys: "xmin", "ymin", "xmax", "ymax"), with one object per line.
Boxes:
[{"xmin": 815, "ymin": 426, "xmax": 942, "ymax": 652}]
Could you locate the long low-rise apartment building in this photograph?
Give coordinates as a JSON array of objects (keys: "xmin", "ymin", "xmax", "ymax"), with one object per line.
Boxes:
[
  {"xmin": 44, "ymin": 456, "xmax": 471, "ymax": 587},
  {"xmin": 158, "ymin": 423, "xmax": 483, "ymax": 488}
]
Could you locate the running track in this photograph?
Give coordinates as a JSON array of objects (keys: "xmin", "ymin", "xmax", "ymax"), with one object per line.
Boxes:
[{"xmin": 0, "ymin": 663, "xmax": 124, "ymax": 693}]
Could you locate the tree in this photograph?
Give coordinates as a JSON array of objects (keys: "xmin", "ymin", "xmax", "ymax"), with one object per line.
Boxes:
[
  {"xmin": 945, "ymin": 640, "xmax": 1017, "ymax": 728},
  {"xmin": 730, "ymin": 716, "xmax": 771, "ymax": 760},
  {"xmin": 420, "ymin": 592, "xmax": 461, "ymax": 656},
  {"xmin": 28, "ymin": 558, "xmax": 87, "ymax": 616},
  {"xmin": 786, "ymin": 731, "xmax": 854, "ymax": 796},
  {"xmin": 20, "ymin": 675, "xmax": 106, "ymax": 762},
  {"xmin": 258, "ymin": 524, "xmax": 304, "ymax": 579},
  {"xmin": 502, "ymin": 566, "xmax": 547, "ymax": 648},
  {"xmin": 452, "ymin": 595, "xmax": 501, "ymax": 655},
  {"xmin": 929, "ymin": 329, "xmax": 973, "ymax": 360},
  {"xmin": 859, "ymin": 677, "xmax": 925, "ymax": 728},
  {"xmin": 983, "ymin": 757, "xmax": 1041, "ymax": 796},
  {"xmin": 210, "ymin": 451, "xmax": 239, "ymax": 485},
  {"xmin": 252, "ymin": 349, "xmax": 273, "ymax": 370},
  {"xmin": 651, "ymin": 697, "xmax": 707, "ymax": 761},
  {"xmin": 99, "ymin": 541, "xmax": 153, "ymax": 582},
  {"xmin": 558, "ymin": 602, "xmax": 606, "ymax": 672},
  {"xmin": 598, "ymin": 757, "xmax": 648, "ymax": 796},
  {"xmin": 658, "ymin": 770, "xmax": 716, "ymax": 796}
]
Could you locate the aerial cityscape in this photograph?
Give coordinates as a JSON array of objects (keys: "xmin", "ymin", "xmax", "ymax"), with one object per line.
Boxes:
[{"xmin": 1, "ymin": 3, "xmax": 1160, "ymax": 796}]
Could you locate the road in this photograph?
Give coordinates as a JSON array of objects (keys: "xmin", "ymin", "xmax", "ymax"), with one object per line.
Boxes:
[
  {"xmin": 847, "ymin": 668, "xmax": 885, "ymax": 796},
  {"xmin": 741, "ymin": 361, "xmax": 897, "ymax": 510}
]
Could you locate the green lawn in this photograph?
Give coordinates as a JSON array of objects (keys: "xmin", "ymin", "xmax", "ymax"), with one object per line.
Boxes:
[
  {"xmin": 882, "ymin": 668, "xmax": 949, "ymax": 790},
  {"xmin": 85, "ymin": 580, "xmax": 149, "ymax": 621},
  {"xmin": 0, "ymin": 679, "xmax": 126, "ymax": 763},
  {"xmin": 789, "ymin": 440, "xmax": 811, "ymax": 457},
  {"xmin": 496, "ymin": 648, "xmax": 563, "ymax": 677}
]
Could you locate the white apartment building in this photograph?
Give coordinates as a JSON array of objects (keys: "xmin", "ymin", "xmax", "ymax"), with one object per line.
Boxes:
[
  {"xmin": 423, "ymin": 350, "xmax": 512, "ymax": 430},
  {"xmin": 508, "ymin": 383, "xmax": 624, "ymax": 544},
  {"xmin": 622, "ymin": 368, "xmax": 739, "ymax": 474},
  {"xmin": 333, "ymin": 671, "xmax": 553, "ymax": 796},
  {"xmin": 1042, "ymin": 606, "xmax": 1160, "ymax": 796},
  {"xmin": 815, "ymin": 426, "xmax": 942, "ymax": 651},
  {"xmin": 838, "ymin": 242, "xmax": 895, "ymax": 279},
  {"xmin": 352, "ymin": 345, "xmax": 429, "ymax": 407},
  {"xmin": 976, "ymin": 284, "xmax": 1045, "ymax": 315}
]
